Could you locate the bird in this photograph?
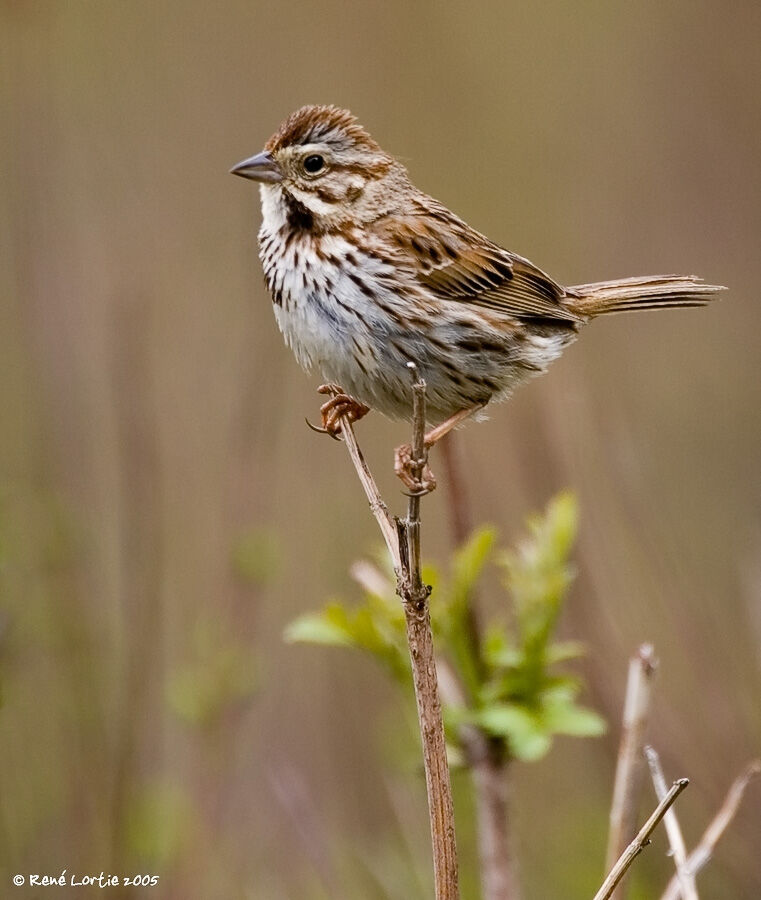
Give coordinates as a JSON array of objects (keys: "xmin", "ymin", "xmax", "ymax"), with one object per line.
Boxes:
[{"xmin": 231, "ymin": 105, "xmax": 724, "ymax": 492}]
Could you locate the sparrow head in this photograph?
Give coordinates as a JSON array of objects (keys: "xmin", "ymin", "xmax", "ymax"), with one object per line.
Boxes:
[{"xmin": 231, "ymin": 105, "xmax": 409, "ymax": 230}]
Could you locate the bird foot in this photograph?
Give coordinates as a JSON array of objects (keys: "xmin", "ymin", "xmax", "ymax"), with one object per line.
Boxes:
[
  {"xmin": 394, "ymin": 443, "xmax": 437, "ymax": 495},
  {"xmin": 308, "ymin": 383, "xmax": 370, "ymax": 439}
]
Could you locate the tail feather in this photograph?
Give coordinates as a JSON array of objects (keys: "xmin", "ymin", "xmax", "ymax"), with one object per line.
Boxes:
[{"xmin": 568, "ymin": 274, "xmax": 726, "ymax": 318}]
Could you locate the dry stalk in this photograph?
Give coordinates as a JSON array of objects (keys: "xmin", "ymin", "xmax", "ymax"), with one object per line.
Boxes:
[
  {"xmin": 335, "ymin": 412, "xmax": 399, "ymax": 564},
  {"xmin": 644, "ymin": 746, "xmax": 698, "ymax": 900},
  {"xmin": 594, "ymin": 779, "xmax": 690, "ymax": 900},
  {"xmin": 605, "ymin": 643, "xmax": 658, "ymax": 897},
  {"xmin": 660, "ymin": 761, "xmax": 760, "ymax": 900},
  {"xmin": 329, "ymin": 368, "xmax": 459, "ymax": 900}
]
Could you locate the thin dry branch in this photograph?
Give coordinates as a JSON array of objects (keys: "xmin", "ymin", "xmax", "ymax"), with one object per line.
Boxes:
[
  {"xmin": 330, "ymin": 371, "xmax": 459, "ymax": 900},
  {"xmin": 336, "ymin": 412, "xmax": 400, "ymax": 567},
  {"xmin": 661, "ymin": 762, "xmax": 760, "ymax": 900},
  {"xmin": 605, "ymin": 643, "xmax": 658, "ymax": 897},
  {"xmin": 396, "ymin": 369, "xmax": 459, "ymax": 899},
  {"xmin": 644, "ymin": 745, "xmax": 698, "ymax": 900},
  {"xmin": 595, "ymin": 779, "xmax": 690, "ymax": 900},
  {"xmin": 400, "ymin": 371, "xmax": 428, "ymax": 596}
]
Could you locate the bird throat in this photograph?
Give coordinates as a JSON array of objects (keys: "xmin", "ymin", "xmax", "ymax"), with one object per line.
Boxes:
[{"xmin": 283, "ymin": 193, "xmax": 315, "ymax": 234}]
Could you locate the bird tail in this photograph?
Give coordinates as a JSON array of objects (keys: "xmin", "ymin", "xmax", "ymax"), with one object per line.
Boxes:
[{"xmin": 567, "ymin": 274, "xmax": 726, "ymax": 317}]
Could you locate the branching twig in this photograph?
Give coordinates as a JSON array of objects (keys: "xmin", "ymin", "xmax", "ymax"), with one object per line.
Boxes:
[
  {"xmin": 605, "ymin": 643, "xmax": 658, "ymax": 897},
  {"xmin": 660, "ymin": 762, "xmax": 760, "ymax": 900},
  {"xmin": 644, "ymin": 746, "xmax": 698, "ymax": 900},
  {"xmin": 594, "ymin": 779, "xmax": 690, "ymax": 900},
  {"xmin": 330, "ymin": 369, "xmax": 459, "ymax": 900}
]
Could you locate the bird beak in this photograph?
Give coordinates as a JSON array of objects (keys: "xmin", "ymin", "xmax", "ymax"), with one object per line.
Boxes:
[{"xmin": 229, "ymin": 150, "xmax": 283, "ymax": 184}]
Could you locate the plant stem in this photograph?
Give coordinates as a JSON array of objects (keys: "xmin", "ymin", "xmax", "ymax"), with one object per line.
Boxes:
[
  {"xmin": 595, "ymin": 779, "xmax": 690, "ymax": 900},
  {"xmin": 605, "ymin": 644, "xmax": 658, "ymax": 898},
  {"xmin": 329, "ymin": 372, "xmax": 459, "ymax": 899},
  {"xmin": 644, "ymin": 745, "xmax": 697, "ymax": 900},
  {"xmin": 660, "ymin": 761, "xmax": 760, "ymax": 900},
  {"xmin": 396, "ymin": 371, "xmax": 459, "ymax": 899},
  {"xmin": 402, "ymin": 596, "xmax": 459, "ymax": 898},
  {"xmin": 471, "ymin": 746, "xmax": 521, "ymax": 900}
]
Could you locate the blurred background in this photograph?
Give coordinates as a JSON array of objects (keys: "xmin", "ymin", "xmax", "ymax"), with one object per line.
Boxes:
[{"xmin": 1, "ymin": 1, "xmax": 759, "ymax": 897}]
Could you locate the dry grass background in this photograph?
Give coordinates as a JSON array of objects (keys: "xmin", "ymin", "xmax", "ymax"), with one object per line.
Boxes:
[{"xmin": 1, "ymin": 2, "xmax": 760, "ymax": 897}]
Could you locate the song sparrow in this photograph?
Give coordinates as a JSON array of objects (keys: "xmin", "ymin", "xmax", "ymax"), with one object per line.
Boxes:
[{"xmin": 231, "ymin": 105, "xmax": 723, "ymax": 491}]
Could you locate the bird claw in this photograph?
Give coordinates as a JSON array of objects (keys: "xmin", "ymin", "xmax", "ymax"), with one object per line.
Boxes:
[
  {"xmin": 394, "ymin": 443, "xmax": 437, "ymax": 495},
  {"xmin": 309, "ymin": 383, "xmax": 370, "ymax": 438},
  {"xmin": 305, "ymin": 416, "xmax": 342, "ymax": 440}
]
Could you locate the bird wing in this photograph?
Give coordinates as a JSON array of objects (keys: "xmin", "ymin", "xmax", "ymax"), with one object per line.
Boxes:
[{"xmin": 375, "ymin": 201, "xmax": 583, "ymax": 325}]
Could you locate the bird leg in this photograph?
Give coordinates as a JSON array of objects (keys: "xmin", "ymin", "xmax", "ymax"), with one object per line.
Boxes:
[
  {"xmin": 309, "ymin": 383, "xmax": 370, "ymax": 439},
  {"xmin": 394, "ymin": 406, "xmax": 482, "ymax": 495}
]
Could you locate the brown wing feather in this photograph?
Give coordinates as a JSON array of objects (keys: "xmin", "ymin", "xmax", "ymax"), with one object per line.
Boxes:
[{"xmin": 373, "ymin": 198, "xmax": 584, "ymax": 325}]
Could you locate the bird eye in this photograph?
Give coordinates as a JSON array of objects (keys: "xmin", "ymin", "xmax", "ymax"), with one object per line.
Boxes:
[{"xmin": 303, "ymin": 154, "xmax": 325, "ymax": 174}]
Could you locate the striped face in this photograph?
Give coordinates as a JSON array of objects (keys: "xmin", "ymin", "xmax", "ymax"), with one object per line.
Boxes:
[{"xmin": 260, "ymin": 105, "xmax": 407, "ymax": 231}]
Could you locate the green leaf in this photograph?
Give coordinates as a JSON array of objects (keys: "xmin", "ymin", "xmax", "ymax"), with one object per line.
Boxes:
[
  {"xmin": 472, "ymin": 703, "xmax": 553, "ymax": 761},
  {"xmin": 431, "ymin": 528, "xmax": 497, "ymax": 700},
  {"xmin": 474, "ymin": 702, "xmax": 529, "ymax": 736},
  {"xmin": 498, "ymin": 492, "xmax": 578, "ymax": 660},
  {"xmin": 541, "ymin": 491, "xmax": 578, "ymax": 559},
  {"xmin": 285, "ymin": 599, "xmax": 410, "ymax": 683},
  {"xmin": 541, "ymin": 697, "xmax": 606, "ymax": 737},
  {"xmin": 450, "ymin": 527, "xmax": 497, "ymax": 606},
  {"xmin": 540, "ymin": 677, "xmax": 582, "ymax": 702},
  {"xmin": 283, "ymin": 493, "xmax": 604, "ymax": 769},
  {"xmin": 284, "ymin": 608, "xmax": 354, "ymax": 647},
  {"xmin": 510, "ymin": 729, "xmax": 552, "ymax": 762},
  {"xmin": 482, "ymin": 625, "xmax": 520, "ymax": 668}
]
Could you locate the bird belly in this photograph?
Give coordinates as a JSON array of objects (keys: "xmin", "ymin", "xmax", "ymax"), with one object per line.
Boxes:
[
  {"xmin": 264, "ymin": 236, "xmax": 386, "ymax": 392},
  {"xmin": 261, "ymin": 231, "xmax": 576, "ymax": 423}
]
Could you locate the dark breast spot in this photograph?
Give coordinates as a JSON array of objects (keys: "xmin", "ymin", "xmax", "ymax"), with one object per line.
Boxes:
[{"xmin": 285, "ymin": 196, "xmax": 314, "ymax": 232}]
